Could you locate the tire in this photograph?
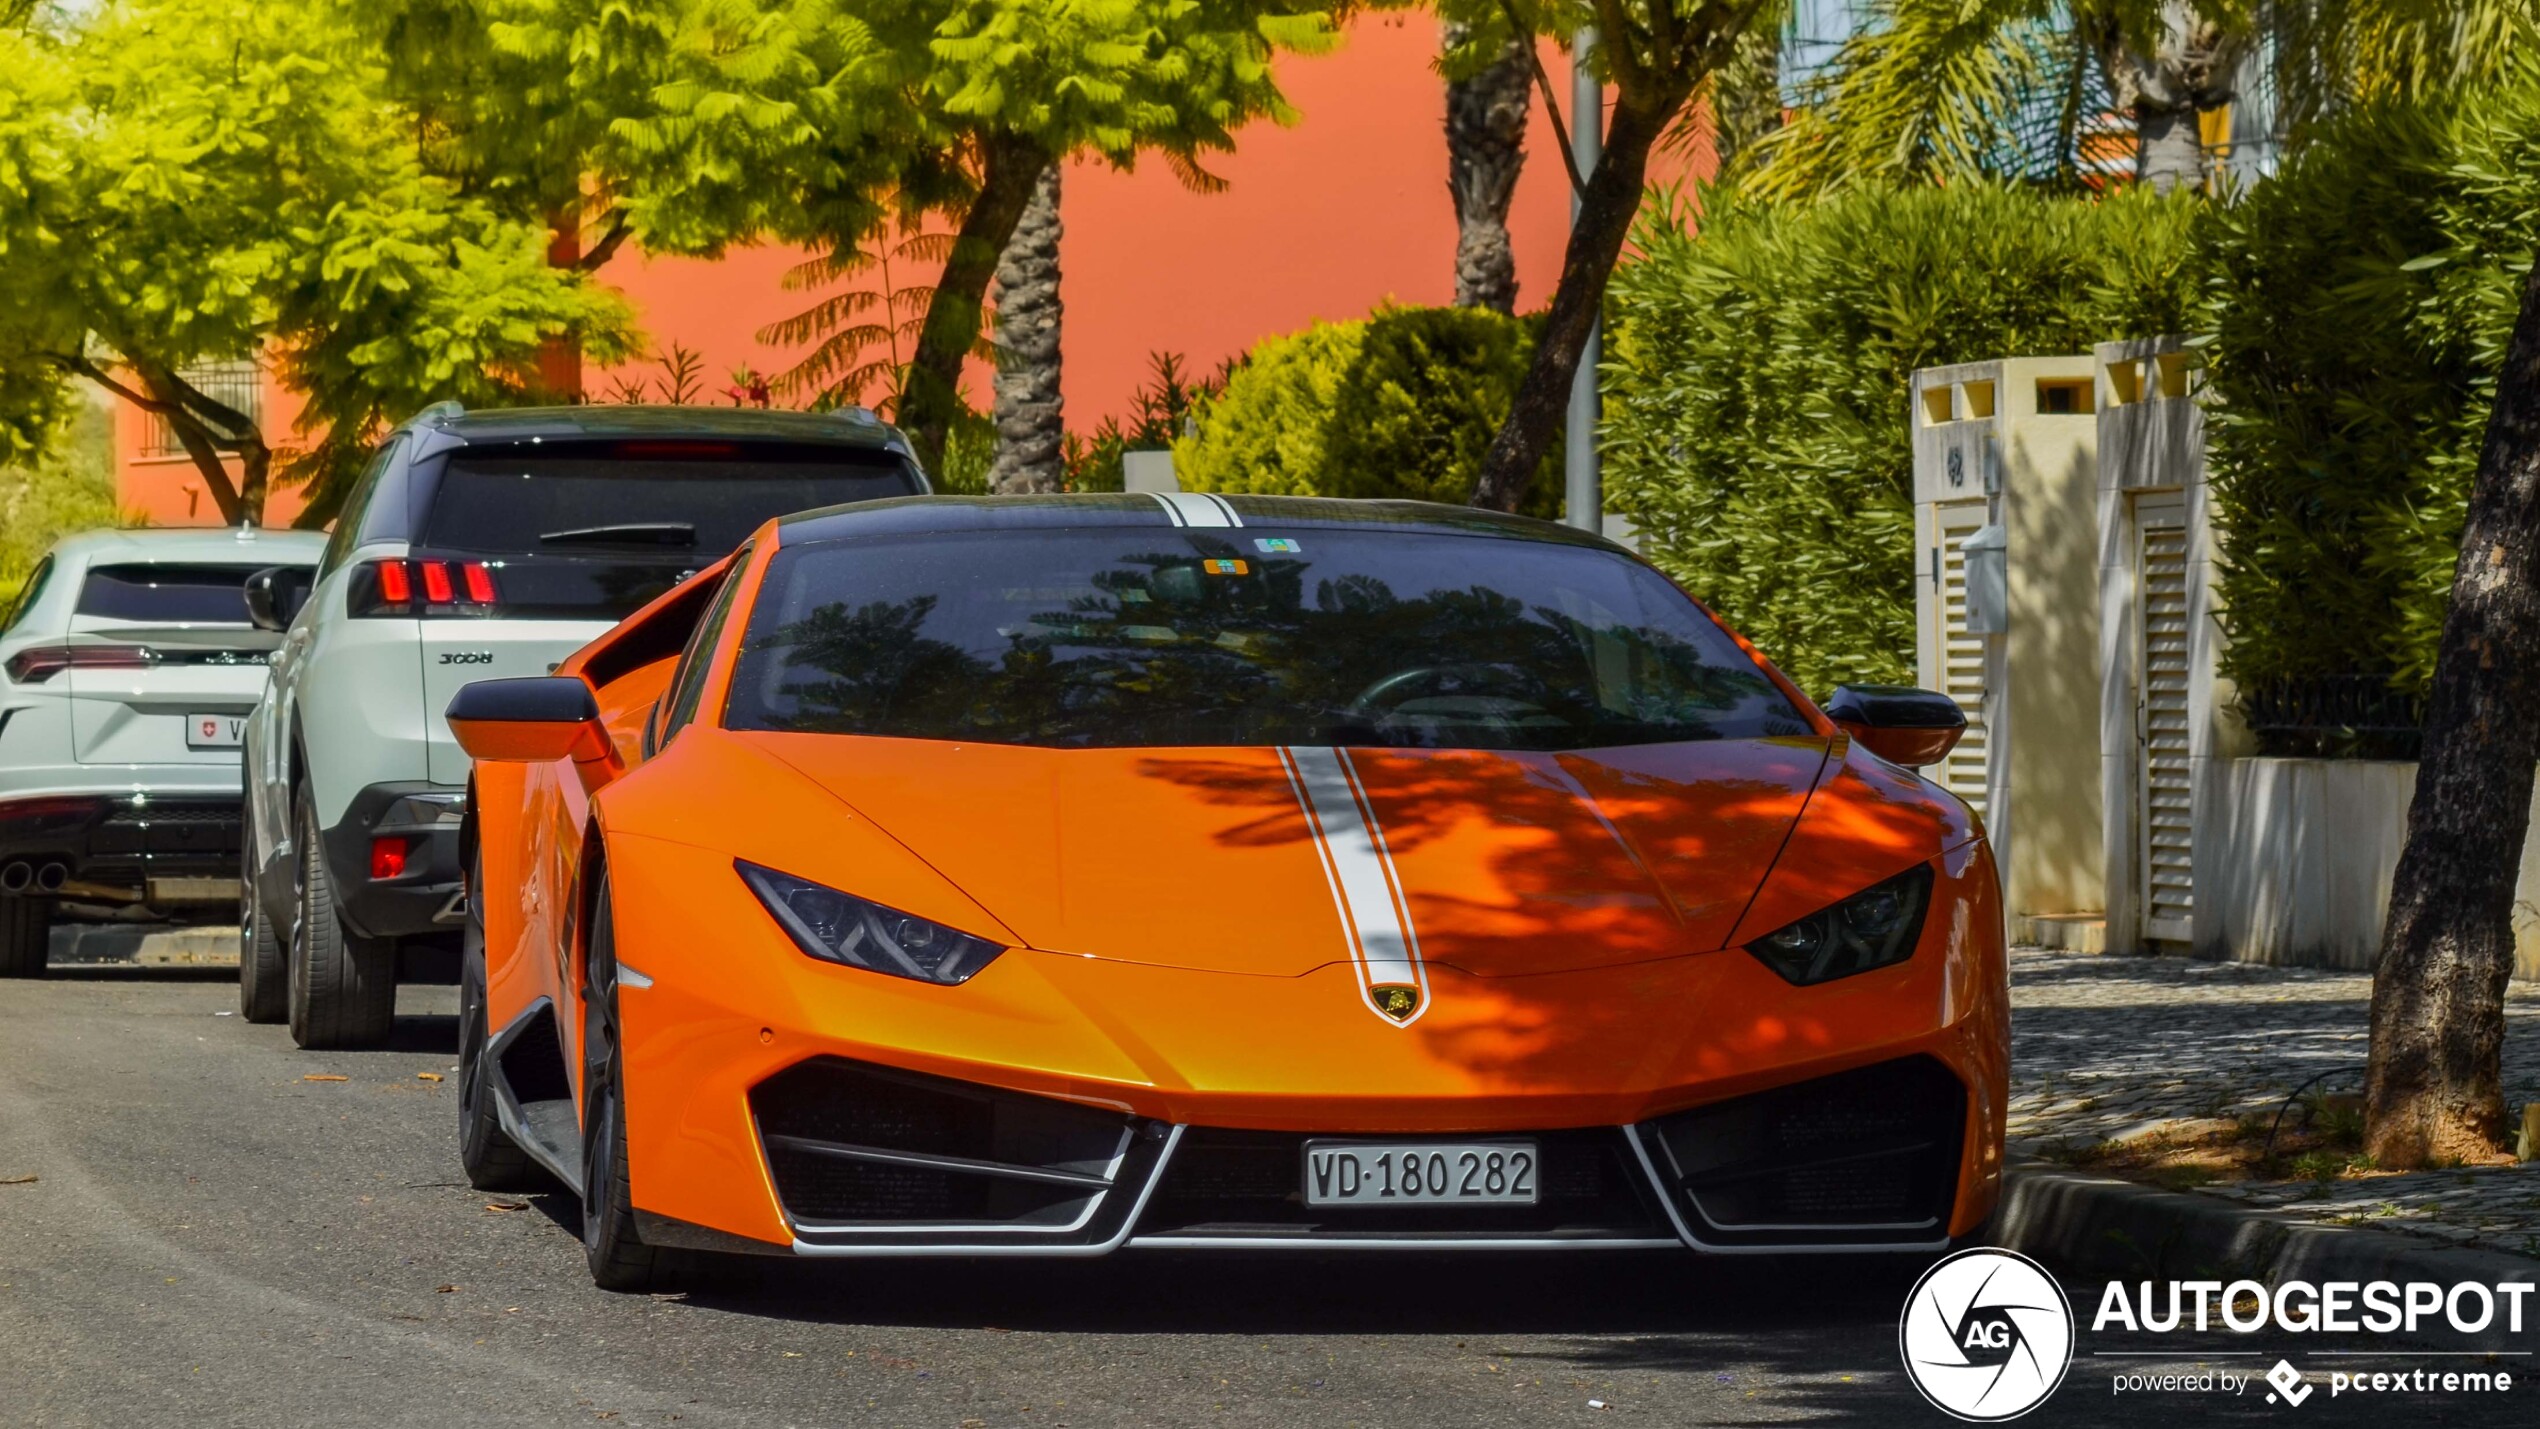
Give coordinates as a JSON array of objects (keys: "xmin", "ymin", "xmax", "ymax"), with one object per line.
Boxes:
[
  {"xmin": 580, "ymin": 876, "xmax": 681, "ymax": 1291},
  {"xmin": 238, "ymin": 836, "xmax": 287, "ymax": 1022},
  {"xmin": 459, "ymin": 848, "xmax": 539, "ymax": 1191},
  {"xmin": 0, "ymin": 897, "xmax": 49, "ymax": 978},
  {"xmin": 287, "ymin": 785, "xmax": 396, "ymax": 1050}
]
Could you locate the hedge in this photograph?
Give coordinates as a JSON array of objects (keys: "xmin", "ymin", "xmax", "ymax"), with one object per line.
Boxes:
[
  {"xmin": 1174, "ymin": 304, "xmax": 1560, "ymax": 516},
  {"xmin": 1602, "ymin": 184, "xmax": 2199, "ymax": 697},
  {"xmin": 2196, "ymin": 84, "xmax": 2538, "ymax": 696}
]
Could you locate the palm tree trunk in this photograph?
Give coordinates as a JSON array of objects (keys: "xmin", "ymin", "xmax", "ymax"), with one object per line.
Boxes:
[
  {"xmin": 899, "ymin": 133, "xmax": 1053, "ymax": 480},
  {"xmin": 2134, "ymin": 101, "xmax": 2207, "ymax": 195},
  {"xmin": 1445, "ymin": 25, "xmax": 1530, "ymax": 315},
  {"xmin": 2363, "ymin": 248, "xmax": 2540, "ymax": 1170},
  {"xmin": 989, "ymin": 163, "xmax": 1067, "ymax": 494}
]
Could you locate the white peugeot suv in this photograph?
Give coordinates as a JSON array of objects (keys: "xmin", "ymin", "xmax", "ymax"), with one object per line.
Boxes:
[
  {"xmin": 242, "ymin": 403, "xmax": 926, "ymax": 1047},
  {"xmin": 0, "ymin": 527, "xmax": 327, "ymax": 975}
]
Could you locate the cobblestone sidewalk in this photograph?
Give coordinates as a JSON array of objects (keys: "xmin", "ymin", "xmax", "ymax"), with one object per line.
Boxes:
[{"xmin": 2009, "ymin": 948, "xmax": 2540, "ymax": 1258}]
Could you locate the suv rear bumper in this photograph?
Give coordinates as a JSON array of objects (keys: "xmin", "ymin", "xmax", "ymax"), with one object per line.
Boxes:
[
  {"xmin": 321, "ymin": 781, "xmax": 467, "ymax": 941},
  {"xmin": 0, "ymin": 792, "xmax": 242, "ymax": 904}
]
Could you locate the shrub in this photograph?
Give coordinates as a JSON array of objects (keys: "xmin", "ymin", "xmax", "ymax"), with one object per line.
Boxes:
[
  {"xmin": 1065, "ymin": 351, "xmax": 1226, "ymax": 493},
  {"xmin": 1174, "ymin": 305, "xmax": 1560, "ymax": 516},
  {"xmin": 2196, "ymin": 84, "xmax": 2538, "ymax": 696},
  {"xmin": 1602, "ymin": 183, "xmax": 2199, "ymax": 696}
]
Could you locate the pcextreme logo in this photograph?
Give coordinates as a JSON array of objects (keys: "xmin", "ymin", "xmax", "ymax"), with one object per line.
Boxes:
[{"xmin": 1900, "ymin": 1248, "xmax": 2077, "ymax": 1421}]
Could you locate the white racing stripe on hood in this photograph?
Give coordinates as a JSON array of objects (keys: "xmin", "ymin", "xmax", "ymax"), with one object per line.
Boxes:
[{"xmin": 1278, "ymin": 745, "xmax": 1429, "ymax": 1026}]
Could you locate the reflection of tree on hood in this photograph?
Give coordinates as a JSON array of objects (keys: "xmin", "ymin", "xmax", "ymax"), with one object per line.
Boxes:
[{"xmin": 741, "ymin": 555, "xmax": 1803, "ymax": 749}]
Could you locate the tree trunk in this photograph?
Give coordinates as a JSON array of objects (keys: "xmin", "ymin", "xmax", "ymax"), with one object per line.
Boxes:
[
  {"xmin": 1446, "ymin": 25, "xmax": 1530, "ymax": 315},
  {"xmin": 899, "ymin": 133, "xmax": 1053, "ymax": 481},
  {"xmin": 539, "ymin": 214, "xmax": 585, "ymax": 401},
  {"xmin": 1469, "ymin": 92, "xmax": 1675, "ymax": 513},
  {"xmin": 2134, "ymin": 102, "xmax": 2206, "ymax": 196},
  {"xmin": 2363, "ymin": 250, "xmax": 2540, "ymax": 1170},
  {"xmin": 134, "ymin": 361, "xmax": 262, "ymax": 527},
  {"xmin": 988, "ymin": 163, "xmax": 1067, "ymax": 494}
]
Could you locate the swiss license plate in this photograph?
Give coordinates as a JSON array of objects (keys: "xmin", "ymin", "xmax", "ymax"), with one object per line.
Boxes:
[
  {"xmin": 1302, "ymin": 1140, "xmax": 1539, "ymax": 1207},
  {"xmin": 186, "ymin": 713, "xmax": 246, "ymax": 749}
]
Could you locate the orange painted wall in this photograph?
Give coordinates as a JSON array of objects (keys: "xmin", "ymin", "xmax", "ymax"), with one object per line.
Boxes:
[{"xmin": 118, "ymin": 14, "xmax": 1703, "ymax": 524}]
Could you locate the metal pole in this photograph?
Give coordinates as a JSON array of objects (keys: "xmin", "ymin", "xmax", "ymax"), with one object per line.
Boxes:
[{"xmin": 1564, "ymin": 28, "xmax": 1603, "ymax": 535}]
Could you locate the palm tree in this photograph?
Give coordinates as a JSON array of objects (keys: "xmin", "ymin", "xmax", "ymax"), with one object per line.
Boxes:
[
  {"xmin": 1740, "ymin": 0, "xmax": 2533, "ymax": 199},
  {"xmin": 758, "ymin": 227, "xmax": 956, "ymax": 415},
  {"xmin": 989, "ymin": 163, "xmax": 1068, "ymax": 494},
  {"xmin": 1443, "ymin": 20, "xmax": 1532, "ymax": 313}
]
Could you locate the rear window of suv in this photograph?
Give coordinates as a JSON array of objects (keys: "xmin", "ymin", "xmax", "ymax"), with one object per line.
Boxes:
[
  {"xmin": 406, "ymin": 440, "xmax": 920, "ymax": 621},
  {"xmin": 76, "ymin": 564, "xmax": 283, "ymax": 625},
  {"xmin": 422, "ymin": 443, "xmax": 916, "ymax": 558}
]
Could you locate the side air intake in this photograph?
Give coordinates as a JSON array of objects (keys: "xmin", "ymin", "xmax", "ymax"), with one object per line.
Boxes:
[{"xmin": 1639, "ymin": 1055, "xmax": 1966, "ymax": 1247}]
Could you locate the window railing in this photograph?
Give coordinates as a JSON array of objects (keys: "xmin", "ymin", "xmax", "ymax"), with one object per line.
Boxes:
[{"xmin": 139, "ymin": 361, "xmax": 263, "ymax": 459}]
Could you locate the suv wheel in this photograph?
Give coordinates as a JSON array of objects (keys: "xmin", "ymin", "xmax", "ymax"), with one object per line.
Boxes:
[
  {"xmin": 287, "ymin": 786, "xmax": 396, "ymax": 1049},
  {"xmin": 238, "ymin": 837, "xmax": 287, "ymax": 1021},
  {"xmin": 0, "ymin": 897, "xmax": 49, "ymax": 978}
]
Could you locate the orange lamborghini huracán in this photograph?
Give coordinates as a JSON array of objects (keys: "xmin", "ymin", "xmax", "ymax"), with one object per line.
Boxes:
[{"xmin": 447, "ymin": 494, "xmax": 2007, "ymax": 1289}]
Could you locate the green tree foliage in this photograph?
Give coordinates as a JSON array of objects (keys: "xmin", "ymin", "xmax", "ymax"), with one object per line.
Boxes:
[
  {"xmin": 1175, "ymin": 306, "xmax": 1562, "ymax": 516},
  {"xmin": 651, "ymin": 0, "xmax": 1341, "ymax": 478},
  {"xmin": 1600, "ymin": 184, "xmax": 2198, "ymax": 696},
  {"xmin": 1742, "ymin": 0, "xmax": 2534, "ymax": 202},
  {"xmin": 0, "ymin": 3, "xmax": 633, "ymax": 526},
  {"xmin": 2198, "ymin": 79, "xmax": 2540, "ymax": 695},
  {"xmin": 0, "ymin": 402, "xmax": 126, "ymax": 615}
]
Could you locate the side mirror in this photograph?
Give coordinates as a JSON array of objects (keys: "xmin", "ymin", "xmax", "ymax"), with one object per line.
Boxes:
[
  {"xmin": 243, "ymin": 566, "xmax": 313, "ymax": 633},
  {"xmin": 1824, "ymin": 684, "xmax": 1967, "ymax": 768},
  {"xmin": 446, "ymin": 677, "xmax": 618, "ymax": 779}
]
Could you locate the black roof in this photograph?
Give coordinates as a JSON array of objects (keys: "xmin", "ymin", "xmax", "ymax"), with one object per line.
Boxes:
[
  {"xmin": 414, "ymin": 403, "xmax": 906, "ymax": 451},
  {"xmin": 773, "ymin": 492, "xmax": 1620, "ymax": 550}
]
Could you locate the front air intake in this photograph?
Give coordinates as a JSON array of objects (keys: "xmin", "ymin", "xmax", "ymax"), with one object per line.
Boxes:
[
  {"xmin": 748, "ymin": 1057, "xmax": 1138, "ymax": 1232},
  {"xmin": 1640, "ymin": 1055, "xmax": 1966, "ymax": 1247}
]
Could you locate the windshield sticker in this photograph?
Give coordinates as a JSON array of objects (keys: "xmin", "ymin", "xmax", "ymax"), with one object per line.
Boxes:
[
  {"xmin": 1254, "ymin": 538, "xmax": 1301, "ymax": 554},
  {"xmin": 1202, "ymin": 559, "xmax": 1250, "ymax": 576}
]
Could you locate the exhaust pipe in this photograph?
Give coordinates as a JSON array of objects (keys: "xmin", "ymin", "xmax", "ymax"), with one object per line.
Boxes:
[
  {"xmin": 0, "ymin": 862, "xmax": 27, "ymax": 894},
  {"xmin": 34, "ymin": 862, "xmax": 67, "ymax": 893}
]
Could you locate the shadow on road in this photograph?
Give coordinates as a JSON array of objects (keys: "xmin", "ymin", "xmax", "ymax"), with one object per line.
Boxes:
[{"xmin": 667, "ymin": 1247, "xmax": 1929, "ymax": 1338}]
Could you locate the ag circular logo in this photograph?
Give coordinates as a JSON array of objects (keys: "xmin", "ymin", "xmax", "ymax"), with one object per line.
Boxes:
[{"xmin": 1899, "ymin": 1247, "xmax": 2075, "ymax": 1420}]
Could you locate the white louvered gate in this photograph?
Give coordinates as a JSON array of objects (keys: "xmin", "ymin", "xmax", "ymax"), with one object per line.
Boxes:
[
  {"xmin": 2135, "ymin": 496, "xmax": 2193, "ymax": 940},
  {"xmin": 1931, "ymin": 506, "xmax": 1990, "ymax": 818}
]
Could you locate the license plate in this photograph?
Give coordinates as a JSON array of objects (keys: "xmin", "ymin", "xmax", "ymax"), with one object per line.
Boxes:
[
  {"xmin": 1302, "ymin": 1141, "xmax": 1539, "ymax": 1207},
  {"xmin": 185, "ymin": 713, "xmax": 246, "ymax": 749}
]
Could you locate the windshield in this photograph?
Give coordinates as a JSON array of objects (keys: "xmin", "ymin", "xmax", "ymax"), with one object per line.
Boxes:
[{"xmin": 724, "ymin": 528, "xmax": 1811, "ymax": 751}]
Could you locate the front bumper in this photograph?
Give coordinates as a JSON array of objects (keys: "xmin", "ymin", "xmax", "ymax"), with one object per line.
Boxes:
[
  {"xmin": 598, "ymin": 832, "xmax": 2010, "ymax": 1258},
  {"xmin": 0, "ymin": 791, "xmax": 242, "ymax": 903},
  {"xmin": 321, "ymin": 782, "xmax": 466, "ymax": 940}
]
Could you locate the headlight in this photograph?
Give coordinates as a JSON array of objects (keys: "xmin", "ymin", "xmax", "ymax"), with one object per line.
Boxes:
[
  {"xmin": 1743, "ymin": 863, "xmax": 1934, "ymax": 985},
  {"xmin": 736, "ymin": 860, "xmax": 1006, "ymax": 986}
]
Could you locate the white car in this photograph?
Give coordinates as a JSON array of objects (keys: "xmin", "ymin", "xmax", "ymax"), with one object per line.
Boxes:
[
  {"xmin": 0, "ymin": 526, "xmax": 327, "ymax": 976},
  {"xmin": 242, "ymin": 402, "xmax": 926, "ymax": 1047}
]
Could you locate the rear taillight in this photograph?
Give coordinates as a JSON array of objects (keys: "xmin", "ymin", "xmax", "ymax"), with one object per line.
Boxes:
[
  {"xmin": 350, "ymin": 559, "xmax": 500, "ymax": 618},
  {"xmin": 368, "ymin": 836, "xmax": 411, "ymax": 880},
  {"xmin": 4, "ymin": 644, "xmax": 156, "ymax": 683},
  {"xmin": 0, "ymin": 794, "xmax": 109, "ymax": 828}
]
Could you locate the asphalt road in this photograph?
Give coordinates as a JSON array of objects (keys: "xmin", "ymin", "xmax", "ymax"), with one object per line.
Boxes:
[{"xmin": 2, "ymin": 968, "xmax": 2528, "ymax": 1428}]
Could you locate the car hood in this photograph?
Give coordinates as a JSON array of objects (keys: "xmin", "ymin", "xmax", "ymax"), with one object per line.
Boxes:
[{"xmin": 737, "ymin": 732, "xmax": 1839, "ymax": 978}]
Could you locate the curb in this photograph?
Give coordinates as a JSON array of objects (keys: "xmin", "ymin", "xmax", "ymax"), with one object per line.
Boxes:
[
  {"xmin": 48, "ymin": 923, "xmax": 241, "ymax": 967},
  {"xmin": 1994, "ymin": 1163, "xmax": 2538, "ymax": 1351}
]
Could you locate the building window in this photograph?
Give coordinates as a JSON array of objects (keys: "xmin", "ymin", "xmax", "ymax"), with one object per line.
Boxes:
[{"xmin": 140, "ymin": 361, "xmax": 263, "ymax": 459}]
